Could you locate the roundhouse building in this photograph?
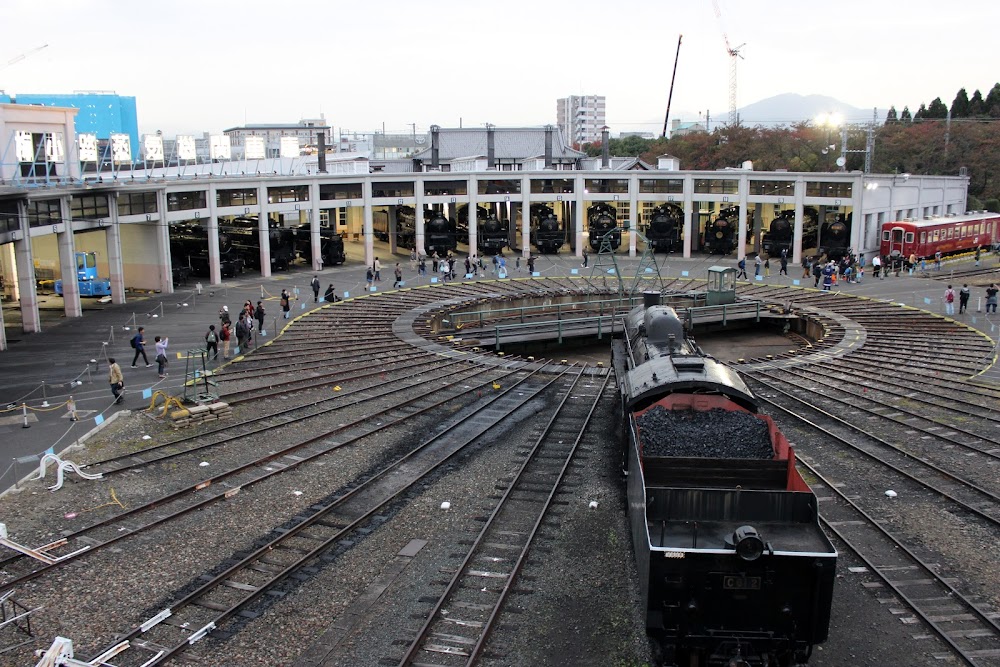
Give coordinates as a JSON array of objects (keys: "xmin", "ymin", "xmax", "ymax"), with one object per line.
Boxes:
[{"xmin": 0, "ymin": 109, "xmax": 969, "ymax": 346}]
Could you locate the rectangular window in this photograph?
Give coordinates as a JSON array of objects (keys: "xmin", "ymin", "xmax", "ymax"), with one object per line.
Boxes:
[
  {"xmin": 217, "ymin": 188, "xmax": 258, "ymax": 207},
  {"xmin": 117, "ymin": 191, "xmax": 158, "ymax": 216},
  {"xmin": 749, "ymin": 180, "xmax": 794, "ymax": 196},
  {"xmin": 638, "ymin": 178, "xmax": 683, "ymax": 194},
  {"xmin": 70, "ymin": 194, "xmax": 110, "ymax": 219},
  {"xmin": 920, "ymin": 232, "xmax": 926, "ymax": 244},
  {"xmin": 693, "ymin": 179, "xmax": 738, "ymax": 195},
  {"xmin": 424, "ymin": 180, "xmax": 468, "ymax": 197},
  {"xmin": 804, "ymin": 181, "xmax": 853, "ymax": 198},
  {"xmin": 882, "ymin": 230, "xmax": 890, "ymax": 241},
  {"xmin": 0, "ymin": 200, "xmax": 19, "ymax": 234},
  {"xmin": 266, "ymin": 185, "xmax": 309, "ymax": 203},
  {"xmin": 478, "ymin": 179, "xmax": 521, "ymax": 195},
  {"xmin": 28, "ymin": 199, "xmax": 62, "ymax": 228},
  {"xmin": 947, "ymin": 228, "xmax": 954, "ymax": 239},
  {"xmin": 584, "ymin": 179, "xmax": 629, "ymax": 194},
  {"xmin": 167, "ymin": 190, "xmax": 208, "ymax": 212},
  {"xmin": 530, "ymin": 178, "xmax": 574, "ymax": 194},
  {"xmin": 905, "ymin": 232, "xmax": 915, "ymax": 243},
  {"xmin": 932, "ymin": 230, "xmax": 939, "ymax": 242},
  {"xmin": 320, "ymin": 183, "xmax": 363, "ymax": 200},
  {"xmin": 371, "ymin": 181, "xmax": 415, "ymax": 197}
]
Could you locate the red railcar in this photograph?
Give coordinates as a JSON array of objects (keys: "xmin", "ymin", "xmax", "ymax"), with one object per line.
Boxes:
[{"xmin": 879, "ymin": 211, "xmax": 1000, "ymax": 260}]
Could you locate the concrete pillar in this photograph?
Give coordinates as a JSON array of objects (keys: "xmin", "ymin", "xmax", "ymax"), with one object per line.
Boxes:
[
  {"xmin": 106, "ymin": 195, "xmax": 126, "ymax": 304},
  {"xmin": 0, "ymin": 284, "xmax": 5, "ymax": 350},
  {"xmin": 257, "ymin": 184, "xmax": 271, "ymax": 278},
  {"xmin": 57, "ymin": 196, "xmax": 82, "ymax": 318},
  {"xmin": 521, "ymin": 175, "xmax": 531, "ymax": 257},
  {"xmin": 310, "ymin": 182, "xmax": 322, "ymax": 270},
  {"xmin": 362, "ymin": 179, "xmax": 375, "ymax": 268},
  {"xmin": 628, "ymin": 175, "xmax": 639, "ymax": 257},
  {"xmin": 467, "ymin": 176, "xmax": 478, "ymax": 259},
  {"xmin": 14, "ymin": 203, "xmax": 40, "ymax": 333},
  {"xmin": 682, "ymin": 175, "xmax": 694, "ymax": 258},
  {"xmin": 207, "ymin": 184, "xmax": 222, "ymax": 285},
  {"xmin": 574, "ymin": 174, "xmax": 585, "ymax": 256},
  {"xmin": 414, "ymin": 178, "xmax": 425, "ymax": 257},
  {"xmin": 850, "ymin": 175, "xmax": 864, "ymax": 255},
  {"xmin": 155, "ymin": 190, "xmax": 174, "ymax": 294},
  {"xmin": 792, "ymin": 178, "xmax": 805, "ymax": 265},
  {"xmin": 736, "ymin": 174, "xmax": 749, "ymax": 262}
]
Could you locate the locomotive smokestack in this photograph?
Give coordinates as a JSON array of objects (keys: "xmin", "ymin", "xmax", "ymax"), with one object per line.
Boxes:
[
  {"xmin": 643, "ymin": 290, "xmax": 661, "ymax": 309},
  {"xmin": 487, "ymin": 124, "xmax": 495, "ymax": 170},
  {"xmin": 601, "ymin": 126, "xmax": 610, "ymax": 169},
  {"xmin": 544, "ymin": 125, "xmax": 553, "ymax": 169},
  {"xmin": 431, "ymin": 124, "xmax": 440, "ymax": 170},
  {"xmin": 317, "ymin": 131, "xmax": 327, "ymax": 174}
]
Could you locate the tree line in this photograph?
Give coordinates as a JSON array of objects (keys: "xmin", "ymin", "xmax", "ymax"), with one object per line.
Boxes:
[{"xmin": 583, "ymin": 84, "xmax": 1000, "ymax": 211}]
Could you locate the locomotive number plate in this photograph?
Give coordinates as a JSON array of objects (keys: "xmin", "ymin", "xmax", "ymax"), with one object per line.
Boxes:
[{"xmin": 723, "ymin": 575, "xmax": 761, "ymax": 590}]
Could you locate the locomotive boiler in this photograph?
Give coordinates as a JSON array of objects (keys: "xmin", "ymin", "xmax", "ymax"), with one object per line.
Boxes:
[
  {"xmin": 761, "ymin": 211, "xmax": 793, "ymax": 257},
  {"xmin": 703, "ymin": 206, "xmax": 740, "ymax": 255},
  {"xmin": 588, "ymin": 202, "xmax": 621, "ymax": 251},
  {"xmin": 646, "ymin": 203, "xmax": 684, "ymax": 253},
  {"xmin": 459, "ymin": 205, "xmax": 508, "ymax": 255},
  {"xmin": 290, "ymin": 224, "xmax": 346, "ymax": 267},
  {"xmin": 611, "ymin": 293, "xmax": 837, "ymax": 667},
  {"xmin": 425, "ymin": 211, "xmax": 457, "ymax": 256},
  {"xmin": 530, "ymin": 203, "xmax": 564, "ymax": 254}
]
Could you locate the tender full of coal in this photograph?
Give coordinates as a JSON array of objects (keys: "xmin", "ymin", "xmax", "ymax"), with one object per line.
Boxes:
[{"xmin": 636, "ymin": 406, "xmax": 774, "ymax": 459}]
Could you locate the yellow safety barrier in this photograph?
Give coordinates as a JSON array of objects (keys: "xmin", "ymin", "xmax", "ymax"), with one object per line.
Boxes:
[{"xmin": 147, "ymin": 390, "xmax": 185, "ymax": 418}]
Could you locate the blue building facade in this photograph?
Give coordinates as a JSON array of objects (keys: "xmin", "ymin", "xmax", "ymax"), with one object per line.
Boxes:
[{"xmin": 12, "ymin": 92, "xmax": 139, "ymax": 160}]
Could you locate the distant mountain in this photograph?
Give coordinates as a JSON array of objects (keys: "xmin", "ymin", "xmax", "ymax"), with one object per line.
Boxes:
[{"xmin": 736, "ymin": 93, "xmax": 882, "ymax": 127}]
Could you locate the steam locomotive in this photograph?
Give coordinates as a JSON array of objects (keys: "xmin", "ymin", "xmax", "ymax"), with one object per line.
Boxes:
[
  {"xmin": 588, "ymin": 202, "xmax": 621, "ymax": 251},
  {"xmin": 646, "ymin": 203, "xmax": 684, "ymax": 253},
  {"xmin": 703, "ymin": 206, "xmax": 740, "ymax": 255},
  {"xmin": 169, "ymin": 223, "xmax": 244, "ymax": 278},
  {"xmin": 289, "ymin": 224, "xmax": 346, "ymax": 266},
  {"xmin": 761, "ymin": 211, "xmax": 793, "ymax": 257},
  {"xmin": 223, "ymin": 217, "xmax": 296, "ymax": 271},
  {"xmin": 819, "ymin": 213, "xmax": 852, "ymax": 262},
  {"xmin": 458, "ymin": 205, "xmax": 508, "ymax": 255},
  {"xmin": 425, "ymin": 211, "xmax": 458, "ymax": 256},
  {"xmin": 611, "ymin": 293, "xmax": 837, "ymax": 667},
  {"xmin": 373, "ymin": 207, "xmax": 417, "ymax": 250},
  {"xmin": 530, "ymin": 203, "xmax": 564, "ymax": 254}
]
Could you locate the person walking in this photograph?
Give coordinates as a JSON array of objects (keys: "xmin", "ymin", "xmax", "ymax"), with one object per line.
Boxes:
[
  {"xmin": 822, "ymin": 262, "xmax": 835, "ymax": 291},
  {"xmin": 754, "ymin": 254, "xmax": 762, "ymax": 277},
  {"xmin": 943, "ymin": 285, "xmax": 956, "ymax": 315},
  {"xmin": 310, "ymin": 275, "xmax": 321, "ymax": 303},
  {"xmin": 812, "ymin": 260, "xmax": 823, "ymax": 288},
  {"xmin": 393, "ymin": 263, "xmax": 403, "ymax": 288},
  {"xmin": 778, "ymin": 254, "xmax": 788, "ymax": 276},
  {"xmin": 581, "ymin": 249, "xmax": 589, "ymax": 268},
  {"xmin": 130, "ymin": 326, "xmax": 151, "ymax": 368},
  {"xmin": 439, "ymin": 259, "xmax": 449, "ymax": 282},
  {"xmin": 527, "ymin": 255, "xmax": 536, "ymax": 274},
  {"xmin": 220, "ymin": 321, "xmax": 232, "ymax": 359},
  {"xmin": 205, "ymin": 325, "xmax": 219, "ymax": 361},
  {"xmin": 373, "ymin": 257, "xmax": 382, "ymax": 281},
  {"xmin": 464, "ymin": 257, "xmax": 471, "ymax": 277},
  {"xmin": 975, "ymin": 246, "xmax": 982, "ymax": 267},
  {"xmin": 959, "ymin": 284, "xmax": 971, "ymax": 314},
  {"xmin": 255, "ymin": 301, "xmax": 266, "ymax": 333},
  {"xmin": 431, "ymin": 253, "xmax": 439, "ymax": 274},
  {"xmin": 872, "ymin": 254, "xmax": 881, "ymax": 279},
  {"xmin": 764, "ymin": 256, "xmax": 771, "ymax": 277},
  {"xmin": 409, "ymin": 248, "xmax": 417, "ymax": 271},
  {"xmin": 986, "ymin": 283, "xmax": 999, "ymax": 313},
  {"xmin": 736, "ymin": 257, "xmax": 747, "ymax": 279},
  {"xmin": 280, "ymin": 290, "xmax": 291, "ymax": 319},
  {"xmin": 515, "ymin": 255, "xmax": 521, "ymax": 272},
  {"xmin": 108, "ymin": 358, "xmax": 124, "ymax": 404},
  {"xmin": 418, "ymin": 257, "xmax": 426, "ymax": 276},
  {"xmin": 801, "ymin": 255, "xmax": 811, "ymax": 279},
  {"xmin": 365, "ymin": 266, "xmax": 374, "ymax": 289},
  {"xmin": 154, "ymin": 335, "xmax": 169, "ymax": 378},
  {"xmin": 244, "ymin": 313, "xmax": 256, "ymax": 349},
  {"xmin": 934, "ymin": 250, "xmax": 942, "ymax": 270}
]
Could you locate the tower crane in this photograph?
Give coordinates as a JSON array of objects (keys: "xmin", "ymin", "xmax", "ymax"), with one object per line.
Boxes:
[
  {"xmin": 0, "ymin": 44, "xmax": 49, "ymax": 71},
  {"xmin": 711, "ymin": 0, "xmax": 743, "ymax": 127}
]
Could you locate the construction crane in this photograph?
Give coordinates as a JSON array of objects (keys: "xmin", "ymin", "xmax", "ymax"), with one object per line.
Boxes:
[
  {"xmin": 661, "ymin": 35, "xmax": 682, "ymax": 140},
  {"xmin": 711, "ymin": 0, "xmax": 743, "ymax": 127},
  {"xmin": 1, "ymin": 44, "xmax": 49, "ymax": 71}
]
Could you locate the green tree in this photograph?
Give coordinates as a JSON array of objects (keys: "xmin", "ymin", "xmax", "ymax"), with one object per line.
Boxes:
[
  {"xmin": 925, "ymin": 97, "xmax": 949, "ymax": 119},
  {"xmin": 951, "ymin": 88, "xmax": 970, "ymax": 117},
  {"xmin": 900, "ymin": 106, "xmax": 913, "ymax": 123},
  {"xmin": 969, "ymin": 90, "xmax": 985, "ymax": 116},
  {"xmin": 913, "ymin": 103, "xmax": 928, "ymax": 120},
  {"xmin": 985, "ymin": 83, "xmax": 1000, "ymax": 117},
  {"xmin": 884, "ymin": 106, "xmax": 898, "ymax": 124},
  {"xmin": 984, "ymin": 198, "xmax": 1000, "ymax": 212}
]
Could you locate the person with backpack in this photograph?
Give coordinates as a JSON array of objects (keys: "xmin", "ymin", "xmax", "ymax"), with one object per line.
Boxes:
[
  {"xmin": 219, "ymin": 306, "xmax": 231, "ymax": 327},
  {"xmin": 108, "ymin": 358, "xmax": 124, "ymax": 405},
  {"xmin": 736, "ymin": 257, "xmax": 747, "ymax": 280},
  {"xmin": 943, "ymin": 284, "xmax": 956, "ymax": 315},
  {"xmin": 959, "ymin": 284, "xmax": 971, "ymax": 314},
  {"xmin": 130, "ymin": 326, "xmax": 151, "ymax": 368},
  {"xmin": 280, "ymin": 290, "xmax": 291, "ymax": 319},
  {"xmin": 220, "ymin": 321, "xmax": 232, "ymax": 359},
  {"xmin": 154, "ymin": 335, "xmax": 169, "ymax": 378},
  {"xmin": 205, "ymin": 325, "xmax": 219, "ymax": 360}
]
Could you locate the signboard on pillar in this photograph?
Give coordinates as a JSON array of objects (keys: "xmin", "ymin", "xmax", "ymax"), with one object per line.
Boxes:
[
  {"xmin": 177, "ymin": 135, "xmax": 197, "ymax": 161},
  {"xmin": 279, "ymin": 137, "xmax": 300, "ymax": 158},
  {"xmin": 45, "ymin": 133, "xmax": 65, "ymax": 163},
  {"xmin": 78, "ymin": 134, "xmax": 98, "ymax": 162},
  {"xmin": 245, "ymin": 136, "xmax": 266, "ymax": 160},
  {"xmin": 110, "ymin": 134, "xmax": 132, "ymax": 164},
  {"xmin": 210, "ymin": 135, "xmax": 232, "ymax": 161},
  {"xmin": 143, "ymin": 135, "xmax": 165, "ymax": 162},
  {"xmin": 15, "ymin": 131, "xmax": 34, "ymax": 162}
]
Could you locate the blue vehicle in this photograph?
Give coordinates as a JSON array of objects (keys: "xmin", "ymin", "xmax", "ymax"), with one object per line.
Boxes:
[{"xmin": 55, "ymin": 252, "xmax": 113, "ymax": 297}]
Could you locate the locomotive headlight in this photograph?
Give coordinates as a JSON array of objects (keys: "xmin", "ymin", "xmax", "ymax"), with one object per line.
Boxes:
[{"xmin": 733, "ymin": 525, "xmax": 764, "ymax": 561}]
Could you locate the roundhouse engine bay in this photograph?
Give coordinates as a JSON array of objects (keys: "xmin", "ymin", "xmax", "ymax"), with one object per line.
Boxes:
[{"xmin": 612, "ymin": 293, "xmax": 837, "ymax": 667}]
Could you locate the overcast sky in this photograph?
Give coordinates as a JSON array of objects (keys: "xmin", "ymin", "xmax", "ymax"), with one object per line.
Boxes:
[{"xmin": 2, "ymin": 0, "xmax": 995, "ymax": 137}]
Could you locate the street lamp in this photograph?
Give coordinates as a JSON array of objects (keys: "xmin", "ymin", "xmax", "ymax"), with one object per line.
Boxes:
[{"xmin": 814, "ymin": 112, "xmax": 844, "ymax": 171}]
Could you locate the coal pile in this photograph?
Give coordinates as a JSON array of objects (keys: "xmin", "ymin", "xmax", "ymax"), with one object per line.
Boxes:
[{"xmin": 637, "ymin": 407, "xmax": 773, "ymax": 459}]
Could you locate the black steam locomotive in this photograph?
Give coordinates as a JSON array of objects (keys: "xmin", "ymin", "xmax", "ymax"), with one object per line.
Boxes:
[
  {"xmin": 761, "ymin": 211, "xmax": 793, "ymax": 257},
  {"xmin": 169, "ymin": 223, "xmax": 244, "ymax": 278},
  {"xmin": 611, "ymin": 293, "xmax": 837, "ymax": 667},
  {"xmin": 425, "ymin": 211, "xmax": 458, "ymax": 256},
  {"xmin": 289, "ymin": 224, "xmax": 346, "ymax": 266},
  {"xmin": 458, "ymin": 205, "xmax": 508, "ymax": 255},
  {"xmin": 703, "ymin": 206, "xmax": 740, "ymax": 255},
  {"xmin": 224, "ymin": 217, "xmax": 297, "ymax": 271},
  {"xmin": 819, "ymin": 213, "xmax": 852, "ymax": 262},
  {"xmin": 588, "ymin": 202, "xmax": 621, "ymax": 251},
  {"xmin": 373, "ymin": 207, "xmax": 417, "ymax": 250},
  {"xmin": 646, "ymin": 203, "xmax": 684, "ymax": 253},
  {"xmin": 530, "ymin": 203, "xmax": 564, "ymax": 254}
]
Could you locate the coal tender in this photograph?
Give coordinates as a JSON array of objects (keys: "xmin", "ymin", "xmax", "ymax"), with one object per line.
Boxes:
[{"xmin": 611, "ymin": 292, "xmax": 836, "ymax": 667}]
